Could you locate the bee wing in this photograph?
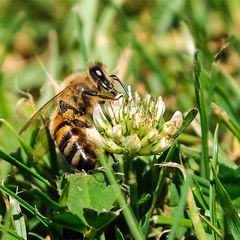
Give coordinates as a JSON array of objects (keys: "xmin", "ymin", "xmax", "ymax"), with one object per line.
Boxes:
[
  {"xmin": 32, "ymin": 125, "xmax": 57, "ymax": 161},
  {"xmin": 19, "ymin": 86, "xmax": 70, "ymax": 135},
  {"xmin": 32, "ymin": 126, "xmax": 50, "ymax": 160}
]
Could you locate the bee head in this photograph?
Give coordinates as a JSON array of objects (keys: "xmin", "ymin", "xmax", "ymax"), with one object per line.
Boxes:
[
  {"xmin": 89, "ymin": 63, "xmax": 116, "ymax": 94},
  {"xmin": 89, "ymin": 62, "xmax": 129, "ymax": 97}
]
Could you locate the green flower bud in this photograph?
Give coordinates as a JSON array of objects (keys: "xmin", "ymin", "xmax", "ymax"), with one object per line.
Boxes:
[
  {"xmin": 86, "ymin": 127, "xmax": 106, "ymax": 148},
  {"xmin": 102, "ymin": 138, "xmax": 123, "ymax": 154},
  {"xmin": 93, "ymin": 104, "xmax": 112, "ymax": 136},
  {"xmin": 162, "ymin": 111, "xmax": 183, "ymax": 136},
  {"xmin": 154, "ymin": 96, "xmax": 165, "ymax": 123},
  {"xmin": 140, "ymin": 129, "xmax": 159, "ymax": 148},
  {"xmin": 151, "ymin": 136, "xmax": 172, "ymax": 154},
  {"xmin": 112, "ymin": 124, "xmax": 123, "ymax": 143},
  {"xmin": 124, "ymin": 135, "xmax": 141, "ymax": 154},
  {"xmin": 102, "ymin": 101, "xmax": 115, "ymax": 125}
]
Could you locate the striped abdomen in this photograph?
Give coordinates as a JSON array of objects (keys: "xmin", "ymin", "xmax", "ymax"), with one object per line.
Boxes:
[{"xmin": 51, "ymin": 113, "xmax": 97, "ymax": 171}]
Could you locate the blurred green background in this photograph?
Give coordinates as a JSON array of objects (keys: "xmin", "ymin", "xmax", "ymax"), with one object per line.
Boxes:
[{"xmin": 1, "ymin": 0, "xmax": 240, "ymax": 176}]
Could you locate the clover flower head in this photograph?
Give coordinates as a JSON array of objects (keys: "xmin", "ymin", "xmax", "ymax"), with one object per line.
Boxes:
[{"xmin": 87, "ymin": 87, "xmax": 183, "ymax": 157}]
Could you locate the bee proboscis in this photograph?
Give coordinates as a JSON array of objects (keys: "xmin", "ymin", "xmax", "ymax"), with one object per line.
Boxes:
[{"xmin": 20, "ymin": 62, "xmax": 127, "ymax": 171}]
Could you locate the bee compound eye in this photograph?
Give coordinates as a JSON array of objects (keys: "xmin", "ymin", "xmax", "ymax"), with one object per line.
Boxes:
[
  {"xmin": 95, "ymin": 69, "xmax": 103, "ymax": 77},
  {"xmin": 89, "ymin": 66, "xmax": 103, "ymax": 80},
  {"xmin": 89, "ymin": 65, "xmax": 112, "ymax": 90}
]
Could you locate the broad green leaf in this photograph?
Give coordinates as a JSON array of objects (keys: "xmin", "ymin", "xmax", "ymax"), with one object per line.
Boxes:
[
  {"xmin": 52, "ymin": 213, "xmax": 86, "ymax": 233},
  {"xmin": 84, "ymin": 208, "xmax": 119, "ymax": 230},
  {"xmin": 59, "ymin": 172, "xmax": 117, "ymax": 224}
]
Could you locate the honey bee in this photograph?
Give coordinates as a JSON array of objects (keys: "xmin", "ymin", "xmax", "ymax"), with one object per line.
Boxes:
[{"xmin": 20, "ymin": 62, "xmax": 127, "ymax": 171}]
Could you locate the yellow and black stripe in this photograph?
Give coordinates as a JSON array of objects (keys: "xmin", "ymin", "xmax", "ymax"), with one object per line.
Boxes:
[{"xmin": 52, "ymin": 114, "xmax": 97, "ymax": 170}]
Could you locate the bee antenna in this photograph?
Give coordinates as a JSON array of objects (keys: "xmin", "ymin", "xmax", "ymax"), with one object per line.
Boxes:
[{"xmin": 110, "ymin": 75, "xmax": 129, "ymax": 97}]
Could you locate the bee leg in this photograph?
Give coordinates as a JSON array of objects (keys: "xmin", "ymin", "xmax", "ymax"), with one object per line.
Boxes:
[
  {"xmin": 71, "ymin": 118, "xmax": 89, "ymax": 128},
  {"xmin": 78, "ymin": 94, "xmax": 90, "ymax": 115},
  {"xmin": 82, "ymin": 89, "xmax": 122, "ymax": 100},
  {"xmin": 59, "ymin": 100, "xmax": 79, "ymax": 114}
]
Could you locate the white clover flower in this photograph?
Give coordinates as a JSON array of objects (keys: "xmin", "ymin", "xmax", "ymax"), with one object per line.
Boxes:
[{"xmin": 87, "ymin": 88, "xmax": 183, "ymax": 157}]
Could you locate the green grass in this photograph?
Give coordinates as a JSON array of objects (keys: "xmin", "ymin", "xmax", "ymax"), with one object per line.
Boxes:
[{"xmin": 1, "ymin": 0, "xmax": 240, "ymax": 239}]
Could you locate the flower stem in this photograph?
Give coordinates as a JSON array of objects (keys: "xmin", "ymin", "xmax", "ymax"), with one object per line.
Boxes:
[
  {"xmin": 99, "ymin": 154, "xmax": 144, "ymax": 240},
  {"xmin": 123, "ymin": 153, "xmax": 135, "ymax": 182}
]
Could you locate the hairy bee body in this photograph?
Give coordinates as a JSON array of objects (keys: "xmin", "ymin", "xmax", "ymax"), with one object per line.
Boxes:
[
  {"xmin": 50, "ymin": 107, "xmax": 97, "ymax": 170},
  {"xmin": 49, "ymin": 72, "xmax": 103, "ymax": 170},
  {"xmin": 21, "ymin": 63, "xmax": 125, "ymax": 171}
]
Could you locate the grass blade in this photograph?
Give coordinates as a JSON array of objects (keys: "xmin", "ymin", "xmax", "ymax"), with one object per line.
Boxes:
[
  {"xmin": 212, "ymin": 104, "xmax": 240, "ymax": 141},
  {"xmin": 187, "ymin": 175, "xmax": 208, "ymax": 240},
  {"xmin": 9, "ymin": 197, "xmax": 27, "ymax": 240},
  {"xmin": 210, "ymin": 125, "xmax": 219, "ymax": 240},
  {"xmin": 207, "ymin": 63, "xmax": 218, "ymax": 111},
  {"xmin": 168, "ymin": 170, "xmax": 192, "ymax": 240},
  {"xmin": 193, "ymin": 52, "xmax": 209, "ymax": 179},
  {"xmin": 0, "ymin": 118, "xmax": 33, "ymax": 158},
  {"xmin": 108, "ymin": 0, "xmax": 171, "ymax": 89},
  {"xmin": 0, "ymin": 184, "xmax": 50, "ymax": 227},
  {"xmin": 191, "ymin": 176, "xmax": 209, "ymax": 210},
  {"xmin": 154, "ymin": 215, "xmax": 193, "ymax": 229},
  {"xmin": 141, "ymin": 141, "xmax": 178, "ymax": 236},
  {"xmin": 0, "ymin": 224, "xmax": 24, "ymax": 240},
  {"xmin": 99, "ymin": 154, "xmax": 145, "ymax": 240},
  {"xmin": 229, "ymin": 35, "xmax": 240, "ymax": 56},
  {"xmin": 0, "ymin": 149, "xmax": 51, "ymax": 188},
  {"xmin": 212, "ymin": 166, "xmax": 240, "ymax": 239},
  {"xmin": 0, "ymin": 73, "xmax": 10, "ymax": 118}
]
